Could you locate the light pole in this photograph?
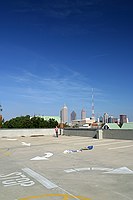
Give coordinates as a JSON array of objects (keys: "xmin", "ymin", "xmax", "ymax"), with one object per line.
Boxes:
[
  {"xmin": 0, "ymin": 104, "xmax": 2, "ymax": 128},
  {"xmin": 0, "ymin": 104, "xmax": 2, "ymax": 113}
]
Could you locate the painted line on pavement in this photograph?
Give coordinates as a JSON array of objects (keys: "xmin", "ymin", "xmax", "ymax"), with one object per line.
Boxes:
[
  {"xmin": 22, "ymin": 168, "xmax": 81, "ymax": 200},
  {"xmin": 64, "ymin": 167, "xmax": 133, "ymax": 174},
  {"xmin": 30, "ymin": 152, "xmax": 53, "ymax": 160},
  {"xmin": 64, "ymin": 167, "xmax": 113, "ymax": 173},
  {"xmin": 1, "ymin": 138, "xmax": 17, "ymax": 141},
  {"xmin": 108, "ymin": 144, "xmax": 133, "ymax": 150},
  {"xmin": 104, "ymin": 167, "xmax": 133, "ymax": 174},
  {"xmin": 21, "ymin": 142, "xmax": 31, "ymax": 146},
  {"xmin": 22, "ymin": 168, "xmax": 58, "ymax": 189},
  {"xmin": 72, "ymin": 140, "xmax": 132, "ymax": 146},
  {"xmin": 18, "ymin": 194, "xmax": 91, "ymax": 200},
  {"xmin": 94, "ymin": 140, "xmax": 132, "ymax": 147}
]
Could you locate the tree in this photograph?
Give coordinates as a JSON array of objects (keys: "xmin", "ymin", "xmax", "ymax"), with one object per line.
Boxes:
[
  {"xmin": 48, "ymin": 118, "xmax": 58, "ymax": 128},
  {"xmin": 2, "ymin": 115, "xmax": 58, "ymax": 129}
]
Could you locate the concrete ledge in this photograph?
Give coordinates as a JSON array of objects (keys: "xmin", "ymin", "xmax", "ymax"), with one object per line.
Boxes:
[
  {"xmin": 63, "ymin": 128, "xmax": 97, "ymax": 138},
  {"xmin": 0, "ymin": 129, "xmax": 56, "ymax": 138},
  {"xmin": 63, "ymin": 128, "xmax": 133, "ymax": 140},
  {"xmin": 1, "ymin": 128, "xmax": 133, "ymax": 140},
  {"xmin": 103, "ymin": 129, "xmax": 133, "ymax": 140}
]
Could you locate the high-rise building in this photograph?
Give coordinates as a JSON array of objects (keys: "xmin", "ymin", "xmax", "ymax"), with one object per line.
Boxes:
[
  {"xmin": 81, "ymin": 109, "xmax": 86, "ymax": 120},
  {"xmin": 108, "ymin": 116, "xmax": 114, "ymax": 123},
  {"xmin": 60, "ymin": 104, "xmax": 68, "ymax": 124},
  {"xmin": 103, "ymin": 113, "xmax": 108, "ymax": 123},
  {"xmin": 71, "ymin": 111, "xmax": 76, "ymax": 122},
  {"xmin": 99, "ymin": 116, "xmax": 103, "ymax": 122},
  {"xmin": 120, "ymin": 114, "xmax": 127, "ymax": 124},
  {"xmin": 113, "ymin": 117, "xmax": 118, "ymax": 123}
]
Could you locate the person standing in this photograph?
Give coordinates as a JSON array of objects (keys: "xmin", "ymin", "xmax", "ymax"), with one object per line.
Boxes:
[{"xmin": 55, "ymin": 126, "xmax": 58, "ymax": 137}]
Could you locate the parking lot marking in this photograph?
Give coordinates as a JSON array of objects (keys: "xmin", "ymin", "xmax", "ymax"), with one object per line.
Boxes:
[
  {"xmin": 22, "ymin": 168, "xmax": 58, "ymax": 189},
  {"xmin": 94, "ymin": 140, "xmax": 132, "ymax": 147},
  {"xmin": 64, "ymin": 167, "xmax": 112, "ymax": 173},
  {"xmin": 64, "ymin": 167, "xmax": 133, "ymax": 174},
  {"xmin": 1, "ymin": 138, "xmax": 17, "ymax": 141},
  {"xmin": 91, "ymin": 167, "xmax": 113, "ymax": 171},
  {"xmin": 19, "ymin": 193, "xmax": 91, "ymax": 200},
  {"xmin": 104, "ymin": 167, "xmax": 133, "ymax": 174},
  {"xmin": 30, "ymin": 152, "xmax": 53, "ymax": 160},
  {"xmin": 0, "ymin": 171, "xmax": 35, "ymax": 187},
  {"xmin": 64, "ymin": 169, "xmax": 77, "ymax": 173},
  {"xmin": 21, "ymin": 169, "xmax": 86, "ymax": 199},
  {"xmin": 108, "ymin": 144, "xmax": 133, "ymax": 150},
  {"xmin": 21, "ymin": 142, "xmax": 31, "ymax": 146}
]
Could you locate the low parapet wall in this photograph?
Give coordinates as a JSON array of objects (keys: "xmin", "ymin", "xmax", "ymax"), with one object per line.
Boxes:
[
  {"xmin": 0, "ymin": 128, "xmax": 133, "ymax": 140},
  {"xmin": 63, "ymin": 128, "xmax": 97, "ymax": 138},
  {"xmin": 102, "ymin": 129, "xmax": 133, "ymax": 140},
  {"xmin": 63, "ymin": 128, "xmax": 133, "ymax": 140},
  {"xmin": 0, "ymin": 128, "xmax": 57, "ymax": 138}
]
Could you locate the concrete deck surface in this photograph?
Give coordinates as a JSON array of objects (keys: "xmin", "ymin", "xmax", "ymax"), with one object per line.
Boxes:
[{"xmin": 0, "ymin": 135, "xmax": 133, "ymax": 200}]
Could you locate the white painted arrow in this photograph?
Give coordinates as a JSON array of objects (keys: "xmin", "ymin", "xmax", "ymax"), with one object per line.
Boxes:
[
  {"xmin": 30, "ymin": 152, "xmax": 53, "ymax": 161},
  {"xmin": 104, "ymin": 167, "xmax": 133, "ymax": 174},
  {"xmin": 64, "ymin": 167, "xmax": 113, "ymax": 173},
  {"xmin": 64, "ymin": 167, "xmax": 133, "ymax": 174},
  {"xmin": 21, "ymin": 142, "xmax": 31, "ymax": 146}
]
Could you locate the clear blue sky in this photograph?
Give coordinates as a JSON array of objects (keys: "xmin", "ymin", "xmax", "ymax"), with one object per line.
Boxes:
[{"xmin": 0, "ymin": 0, "xmax": 133, "ymax": 121}]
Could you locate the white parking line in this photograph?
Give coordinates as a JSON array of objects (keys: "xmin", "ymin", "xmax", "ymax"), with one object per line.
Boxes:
[
  {"xmin": 22, "ymin": 168, "xmax": 81, "ymax": 200},
  {"xmin": 64, "ymin": 167, "xmax": 133, "ymax": 174},
  {"xmin": 1, "ymin": 138, "xmax": 17, "ymax": 141},
  {"xmin": 108, "ymin": 144, "xmax": 133, "ymax": 150},
  {"xmin": 95, "ymin": 140, "xmax": 132, "ymax": 147},
  {"xmin": 22, "ymin": 168, "xmax": 58, "ymax": 189},
  {"xmin": 71, "ymin": 139, "xmax": 132, "ymax": 146}
]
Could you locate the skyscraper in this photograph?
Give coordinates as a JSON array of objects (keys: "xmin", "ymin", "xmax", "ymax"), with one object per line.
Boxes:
[
  {"xmin": 60, "ymin": 105, "xmax": 68, "ymax": 124},
  {"xmin": 81, "ymin": 108, "xmax": 86, "ymax": 120},
  {"xmin": 120, "ymin": 114, "xmax": 127, "ymax": 124},
  {"xmin": 71, "ymin": 111, "xmax": 76, "ymax": 122},
  {"xmin": 103, "ymin": 113, "xmax": 108, "ymax": 123}
]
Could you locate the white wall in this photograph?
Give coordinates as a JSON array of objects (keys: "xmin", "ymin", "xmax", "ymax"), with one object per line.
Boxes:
[{"xmin": 0, "ymin": 129, "xmax": 56, "ymax": 138}]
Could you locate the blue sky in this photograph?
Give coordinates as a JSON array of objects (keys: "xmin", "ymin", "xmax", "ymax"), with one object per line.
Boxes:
[{"xmin": 0, "ymin": 0, "xmax": 133, "ymax": 121}]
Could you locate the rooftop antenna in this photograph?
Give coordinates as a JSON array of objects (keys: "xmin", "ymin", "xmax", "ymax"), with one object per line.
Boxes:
[{"xmin": 91, "ymin": 88, "xmax": 95, "ymax": 119}]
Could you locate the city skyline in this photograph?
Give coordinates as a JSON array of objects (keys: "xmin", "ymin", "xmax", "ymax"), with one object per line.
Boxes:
[
  {"xmin": 0, "ymin": 101, "xmax": 129, "ymax": 124},
  {"xmin": 0, "ymin": 1, "xmax": 133, "ymax": 121},
  {"xmin": 68, "ymin": 107, "xmax": 128, "ymax": 123},
  {"xmin": 60, "ymin": 104, "xmax": 128, "ymax": 124}
]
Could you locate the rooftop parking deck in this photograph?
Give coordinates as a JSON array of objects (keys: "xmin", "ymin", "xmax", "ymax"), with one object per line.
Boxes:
[{"xmin": 0, "ymin": 135, "xmax": 133, "ymax": 200}]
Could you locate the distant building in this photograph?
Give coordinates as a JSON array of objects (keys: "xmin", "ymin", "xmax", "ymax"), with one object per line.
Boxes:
[
  {"xmin": 71, "ymin": 117, "xmax": 95, "ymax": 128},
  {"xmin": 108, "ymin": 116, "xmax": 114, "ymax": 123},
  {"xmin": 121, "ymin": 122, "xmax": 133, "ymax": 129},
  {"xmin": 99, "ymin": 116, "xmax": 103, "ymax": 123},
  {"xmin": 113, "ymin": 118, "xmax": 118, "ymax": 123},
  {"xmin": 102, "ymin": 123, "xmax": 120, "ymax": 130},
  {"xmin": 120, "ymin": 114, "xmax": 127, "ymax": 124},
  {"xmin": 35, "ymin": 115, "xmax": 60, "ymax": 123},
  {"xmin": 103, "ymin": 113, "xmax": 109, "ymax": 123},
  {"xmin": 70, "ymin": 111, "xmax": 76, "ymax": 122},
  {"xmin": 81, "ymin": 109, "xmax": 86, "ymax": 120},
  {"xmin": 108, "ymin": 116, "xmax": 118, "ymax": 123},
  {"xmin": 60, "ymin": 104, "xmax": 68, "ymax": 124}
]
